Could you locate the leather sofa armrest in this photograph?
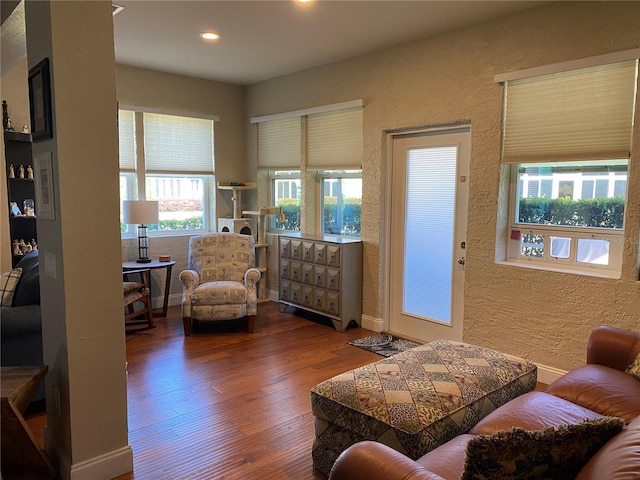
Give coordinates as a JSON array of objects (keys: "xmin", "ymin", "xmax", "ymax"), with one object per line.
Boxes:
[
  {"xmin": 329, "ymin": 441, "xmax": 446, "ymax": 480},
  {"xmin": 587, "ymin": 325, "xmax": 640, "ymax": 372}
]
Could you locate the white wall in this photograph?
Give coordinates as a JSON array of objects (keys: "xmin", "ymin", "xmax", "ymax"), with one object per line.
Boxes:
[{"xmin": 246, "ymin": 1, "xmax": 640, "ymax": 371}]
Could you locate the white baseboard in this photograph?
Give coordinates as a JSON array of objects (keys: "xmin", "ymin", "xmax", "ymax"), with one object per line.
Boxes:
[
  {"xmin": 361, "ymin": 314, "xmax": 383, "ymax": 333},
  {"xmin": 535, "ymin": 362, "xmax": 567, "ymax": 386},
  {"xmin": 68, "ymin": 446, "xmax": 133, "ymax": 480}
]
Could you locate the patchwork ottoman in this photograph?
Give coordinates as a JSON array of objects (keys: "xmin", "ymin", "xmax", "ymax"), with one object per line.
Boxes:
[{"xmin": 310, "ymin": 339, "xmax": 537, "ymax": 475}]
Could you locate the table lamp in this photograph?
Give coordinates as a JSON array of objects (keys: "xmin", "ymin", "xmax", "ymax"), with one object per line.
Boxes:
[{"xmin": 122, "ymin": 200, "xmax": 159, "ymax": 263}]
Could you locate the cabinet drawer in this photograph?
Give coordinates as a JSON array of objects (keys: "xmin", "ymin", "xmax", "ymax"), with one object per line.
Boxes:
[
  {"xmin": 327, "ymin": 245, "xmax": 341, "ymax": 267},
  {"xmin": 302, "ymin": 287, "xmax": 314, "ymax": 308},
  {"xmin": 279, "ymin": 280, "xmax": 291, "ymax": 301},
  {"xmin": 290, "ymin": 240, "xmax": 302, "ymax": 260},
  {"xmin": 280, "ymin": 259, "xmax": 291, "ymax": 279},
  {"xmin": 314, "ymin": 243, "xmax": 327, "ymax": 264},
  {"xmin": 302, "ymin": 264, "xmax": 314, "ymax": 284},
  {"xmin": 290, "ymin": 261, "xmax": 302, "ymax": 282},
  {"xmin": 327, "ymin": 268, "xmax": 341, "ymax": 292},
  {"xmin": 313, "ymin": 290, "xmax": 326, "ymax": 312},
  {"xmin": 302, "ymin": 242, "xmax": 315, "ymax": 263},
  {"xmin": 314, "ymin": 266, "xmax": 327, "ymax": 288},
  {"xmin": 326, "ymin": 292, "xmax": 340, "ymax": 316},
  {"xmin": 280, "ymin": 238, "xmax": 291, "ymax": 258},
  {"xmin": 290, "ymin": 283, "xmax": 302, "ymax": 304}
]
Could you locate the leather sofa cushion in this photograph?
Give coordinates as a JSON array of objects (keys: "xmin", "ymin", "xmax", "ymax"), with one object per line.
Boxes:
[
  {"xmin": 576, "ymin": 414, "xmax": 640, "ymax": 480},
  {"xmin": 470, "ymin": 391, "xmax": 602, "ymax": 435},
  {"xmin": 416, "ymin": 434, "xmax": 474, "ymax": 480},
  {"xmin": 545, "ymin": 364, "xmax": 640, "ymax": 423}
]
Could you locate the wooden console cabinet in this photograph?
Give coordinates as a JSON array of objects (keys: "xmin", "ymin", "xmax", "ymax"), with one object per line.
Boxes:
[{"xmin": 278, "ymin": 233, "xmax": 362, "ymax": 332}]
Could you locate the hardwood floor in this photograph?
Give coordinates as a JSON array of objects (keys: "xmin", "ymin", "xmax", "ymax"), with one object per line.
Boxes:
[{"xmin": 27, "ymin": 302, "xmax": 382, "ymax": 479}]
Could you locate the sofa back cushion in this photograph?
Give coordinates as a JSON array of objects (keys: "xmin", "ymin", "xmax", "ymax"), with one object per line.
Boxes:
[
  {"xmin": 545, "ymin": 364, "xmax": 640, "ymax": 423},
  {"xmin": 576, "ymin": 415, "xmax": 640, "ymax": 480},
  {"xmin": 12, "ymin": 251, "xmax": 40, "ymax": 307}
]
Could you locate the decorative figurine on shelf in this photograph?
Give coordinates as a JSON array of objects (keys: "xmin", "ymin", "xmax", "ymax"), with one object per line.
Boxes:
[
  {"xmin": 8, "ymin": 164, "xmax": 15, "ymax": 179},
  {"xmin": 31, "ymin": 239, "xmax": 38, "ymax": 251},
  {"xmin": 12, "ymin": 240, "xmax": 21, "ymax": 256},
  {"xmin": 10, "ymin": 202, "xmax": 22, "ymax": 217},
  {"xmin": 19, "ymin": 239, "xmax": 27, "ymax": 253},
  {"xmin": 23, "ymin": 199, "xmax": 35, "ymax": 217},
  {"xmin": 22, "ymin": 125, "xmax": 29, "ymax": 134},
  {"xmin": 24, "ymin": 242, "xmax": 32, "ymax": 254},
  {"xmin": 27, "ymin": 165, "xmax": 33, "ymax": 179},
  {"xmin": 18, "ymin": 164, "xmax": 25, "ymax": 179}
]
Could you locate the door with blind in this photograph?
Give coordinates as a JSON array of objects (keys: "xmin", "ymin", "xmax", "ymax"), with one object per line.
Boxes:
[{"xmin": 389, "ymin": 128, "xmax": 470, "ymax": 342}]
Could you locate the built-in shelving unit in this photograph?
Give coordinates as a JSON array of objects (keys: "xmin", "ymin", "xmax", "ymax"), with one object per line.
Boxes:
[{"xmin": 4, "ymin": 131, "xmax": 37, "ymax": 267}]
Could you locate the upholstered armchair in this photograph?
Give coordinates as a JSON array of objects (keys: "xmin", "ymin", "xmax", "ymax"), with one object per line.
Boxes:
[{"xmin": 179, "ymin": 233, "xmax": 261, "ymax": 336}]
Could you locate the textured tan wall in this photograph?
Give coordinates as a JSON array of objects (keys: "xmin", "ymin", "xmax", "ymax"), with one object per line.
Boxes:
[{"xmin": 246, "ymin": 2, "xmax": 640, "ymax": 371}]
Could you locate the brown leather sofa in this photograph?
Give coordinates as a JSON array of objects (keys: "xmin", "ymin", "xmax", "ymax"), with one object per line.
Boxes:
[{"xmin": 329, "ymin": 326, "xmax": 640, "ymax": 480}]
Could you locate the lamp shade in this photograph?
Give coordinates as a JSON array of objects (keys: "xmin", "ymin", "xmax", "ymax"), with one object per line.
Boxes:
[{"xmin": 122, "ymin": 200, "xmax": 159, "ymax": 225}]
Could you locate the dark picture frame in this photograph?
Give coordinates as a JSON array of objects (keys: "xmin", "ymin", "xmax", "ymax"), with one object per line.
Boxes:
[{"xmin": 28, "ymin": 58, "xmax": 53, "ymax": 141}]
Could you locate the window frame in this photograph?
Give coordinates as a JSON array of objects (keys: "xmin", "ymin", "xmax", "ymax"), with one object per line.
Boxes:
[
  {"xmin": 506, "ymin": 162, "xmax": 626, "ymax": 276},
  {"xmin": 318, "ymin": 170, "xmax": 362, "ymax": 238},
  {"xmin": 268, "ymin": 170, "xmax": 301, "ymax": 233},
  {"xmin": 118, "ymin": 109, "xmax": 216, "ymax": 238}
]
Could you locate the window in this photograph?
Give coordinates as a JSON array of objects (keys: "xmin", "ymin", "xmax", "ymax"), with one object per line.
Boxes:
[
  {"xmin": 320, "ymin": 171, "xmax": 362, "ymax": 237},
  {"xmin": 253, "ymin": 100, "xmax": 363, "ymax": 237},
  {"xmin": 512, "ymin": 160, "xmax": 627, "ymax": 270},
  {"xmin": 500, "ymin": 56, "xmax": 638, "ymax": 275},
  {"xmin": 118, "ymin": 109, "xmax": 216, "ymax": 235},
  {"xmin": 270, "ymin": 170, "xmax": 301, "ymax": 231}
]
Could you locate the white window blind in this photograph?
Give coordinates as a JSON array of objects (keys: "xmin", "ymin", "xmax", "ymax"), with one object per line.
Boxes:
[
  {"xmin": 143, "ymin": 113, "xmax": 214, "ymax": 174},
  {"xmin": 118, "ymin": 109, "xmax": 136, "ymax": 172},
  {"xmin": 307, "ymin": 107, "xmax": 363, "ymax": 169},
  {"xmin": 257, "ymin": 117, "xmax": 301, "ymax": 169},
  {"xmin": 502, "ymin": 60, "xmax": 638, "ymax": 164}
]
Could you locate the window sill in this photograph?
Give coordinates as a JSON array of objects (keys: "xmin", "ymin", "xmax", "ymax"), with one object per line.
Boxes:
[{"xmin": 495, "ymin": 260, "xmax": 621, "ymax": 280}]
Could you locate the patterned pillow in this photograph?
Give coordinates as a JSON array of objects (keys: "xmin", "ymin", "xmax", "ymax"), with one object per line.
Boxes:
[
  {"xmin": 0, "ymin": 268, "xmax": 22, "ymax": 307},
  {"xmin": 461, "ymin": 416, "xmax": 625, "ymax": 480},
  {"xmin": 625, "ymin": 353, "xmax": 640, "ymax": 380}
]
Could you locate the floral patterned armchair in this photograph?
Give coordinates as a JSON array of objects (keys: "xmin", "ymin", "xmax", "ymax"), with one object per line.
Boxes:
[{"xmin": 179, "ymin": 233, "xmax": 261, "ymax": 336}]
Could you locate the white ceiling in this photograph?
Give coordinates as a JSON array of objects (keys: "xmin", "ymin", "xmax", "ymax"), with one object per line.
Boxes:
[{"xmin": 113, "ymin": 0, "xmax": 545, "ymax": 86}]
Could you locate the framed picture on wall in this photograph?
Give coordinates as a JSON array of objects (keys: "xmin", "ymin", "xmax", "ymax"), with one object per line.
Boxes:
[
  {"xmin": 34, "ymin": 152, "xmax": 55, "ymax": 220},
  {"xmin": 28, "ymin": 58, "xmax": 53, "ymax": 141}
]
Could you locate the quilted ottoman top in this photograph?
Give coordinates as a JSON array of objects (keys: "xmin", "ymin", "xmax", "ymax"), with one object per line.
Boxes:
[{"xmin": 312, "ymin": 340, "xmax": 537, "ymax": 436}]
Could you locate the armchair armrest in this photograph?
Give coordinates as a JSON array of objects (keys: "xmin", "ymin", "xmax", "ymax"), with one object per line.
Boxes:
[
  {"xmin": 244, "ymin": 268, "xmax": 261, "ymax": 287},
  {"xmin": 329, "ymin": 441, "xmax": 445, "ymax": 480},
  {"xmin": 587, "ymin": 325, "xmax": 640, "ymax": 371},
  {"xmin": 179, "ymin": 269, "xmax": 200, "ymax": 289}
]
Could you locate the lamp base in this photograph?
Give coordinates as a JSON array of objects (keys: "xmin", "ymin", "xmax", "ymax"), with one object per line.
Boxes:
[{"xmin": 136, "ymin": 258, "xmax": 152, "ymax": 263}]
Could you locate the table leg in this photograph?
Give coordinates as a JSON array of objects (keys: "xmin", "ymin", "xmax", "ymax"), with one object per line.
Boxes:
[{"xmin": 156, "ymin": 264, "xmax": 173, "ymax": 318}]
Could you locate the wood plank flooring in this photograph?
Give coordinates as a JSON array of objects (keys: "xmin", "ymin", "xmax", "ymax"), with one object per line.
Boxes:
[{"xmin": 27, "ymin": 302, "xmax": 382, "ymax": 480}]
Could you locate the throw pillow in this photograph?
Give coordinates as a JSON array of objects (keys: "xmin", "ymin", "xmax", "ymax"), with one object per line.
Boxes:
[
  {"xmin": 0, "ymin": 267, "xmax": 23, "ymax": 307},
  {"xmin": 461, "ymin": 416, "xmax": 625, "ymax": 480},
  {"xmin": 625, "ymin": 352, "xmax": 640, "ymax": 381}
]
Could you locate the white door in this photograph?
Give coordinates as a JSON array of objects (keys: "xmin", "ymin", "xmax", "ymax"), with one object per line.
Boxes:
[{"xmin": 389, "ymin": 128, "xmax": 470, "ymax": 342}]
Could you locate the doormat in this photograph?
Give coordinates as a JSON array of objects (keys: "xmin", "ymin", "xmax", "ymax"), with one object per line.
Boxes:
[{"xmin": 348, "ymin": 333, "xmax": 422, "ymax": 357}]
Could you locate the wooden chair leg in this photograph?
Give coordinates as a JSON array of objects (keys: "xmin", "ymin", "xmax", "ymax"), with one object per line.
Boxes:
[
  {"xmin": 247, "ymin": 316, "xmax": 255, "ymax": 333},
  {"xmin": 143, "ymin": 296, "xmax": 154, "ymax": 328},
  {"xmin": 183, "ymin": 317, "xmax": 192, "ymax": 336}
]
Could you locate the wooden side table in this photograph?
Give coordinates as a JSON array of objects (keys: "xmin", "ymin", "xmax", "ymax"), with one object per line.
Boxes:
[
  {"xmin": 1, "ymin": 366, "xmax": 57, "ymax": 480},
  {"xmin": 123, "ymin": 260, "xmax": 176, "ymax": 317}
]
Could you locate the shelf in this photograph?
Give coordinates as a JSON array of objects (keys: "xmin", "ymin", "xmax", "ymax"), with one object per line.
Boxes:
[
  {"xmin": 217, "ymin": 181, "xmax": 256, "ymax": 190},
  {"xmin": 3, "ymin": 131, "xmax": 32, "ymax": 143}
]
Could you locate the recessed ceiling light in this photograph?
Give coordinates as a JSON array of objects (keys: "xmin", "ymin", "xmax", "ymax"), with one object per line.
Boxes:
[{"xmin": 199, "ymin": 32, "xmax": 221, "ymax": 41}]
